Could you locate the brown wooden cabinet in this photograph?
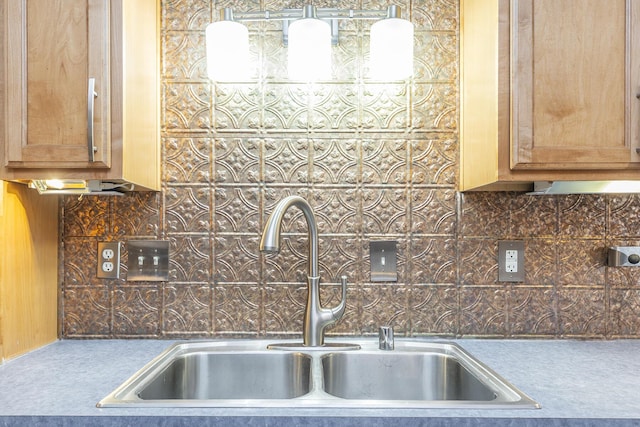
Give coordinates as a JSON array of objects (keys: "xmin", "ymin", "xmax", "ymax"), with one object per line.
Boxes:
[
  {"xmin": 0, "ymin": 0, "xmax": 160, "ymax": 191},
  {"xmin": 461, "ymin": 0, "xmax": 640, "ymax": 191}
]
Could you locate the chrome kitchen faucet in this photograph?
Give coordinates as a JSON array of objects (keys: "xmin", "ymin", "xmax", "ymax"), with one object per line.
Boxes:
[{"xmin": 260, "ymin": 196, "xmax": 347, "ymax": 347}]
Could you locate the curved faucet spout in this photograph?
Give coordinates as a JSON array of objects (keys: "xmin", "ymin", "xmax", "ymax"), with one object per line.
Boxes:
[
  {"xmin": 260, "ymin": 196, "xmax": 346, "ymax": 347},
  {"xmin": 260, "ymin": 196, "xmax": 318, "ymax": 278}
]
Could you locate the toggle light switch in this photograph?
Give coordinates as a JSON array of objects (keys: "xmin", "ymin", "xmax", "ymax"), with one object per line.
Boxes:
[
  {"xmin": 370, "ymin": 240, "xmax": 398, "ymax": 282},
  {"xmin": 127, "ymin": 240, "xmax": 170, "ymax": 281}
]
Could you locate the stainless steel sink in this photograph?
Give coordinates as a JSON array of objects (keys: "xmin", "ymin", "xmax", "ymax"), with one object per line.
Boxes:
[
  {"xmin": 323, "ymin": 351, "xmax": 509, "ymax": 402},
  {"xmin": 98, "ymin": 339, "xmax": 540, "ymax": 409},
  {"xmin": 138, "ymin": 352, "xmax": 311, "ymax": 400}
]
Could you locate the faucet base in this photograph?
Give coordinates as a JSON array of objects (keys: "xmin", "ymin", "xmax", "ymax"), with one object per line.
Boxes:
[{"xmin": 267, "ymin": 342, "xmax": 361, "ymax": 351}]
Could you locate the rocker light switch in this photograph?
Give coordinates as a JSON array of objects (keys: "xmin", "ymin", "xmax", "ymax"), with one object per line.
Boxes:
[{"xmin": 370, "ymin": 241, "xmax": 398, "ymax": 282}]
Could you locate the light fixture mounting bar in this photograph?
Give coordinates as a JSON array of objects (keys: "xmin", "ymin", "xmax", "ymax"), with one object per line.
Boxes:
[
  {"xmin": 219, "ymin": 5, "xmax": 404, "ymax": 45},
  {"xmin": 219, "ymin": 6, "xmax": 401, "ymax": 23}
]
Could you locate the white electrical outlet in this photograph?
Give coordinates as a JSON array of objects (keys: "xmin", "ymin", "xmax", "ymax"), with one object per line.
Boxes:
[
  {"xmin": 505, "ymin": 249, "xmax": 518, "ymax": 272},
  {"xmin": 102, "ymin": 248, "xmax": 115, "ymax": 260},
  {"xmin": 498, "ymin": 241, "xmax": 525, "ymax": 282},
  {"xmin": 97, "ymin": 242, "xmax": 120, "ymax": 279}
]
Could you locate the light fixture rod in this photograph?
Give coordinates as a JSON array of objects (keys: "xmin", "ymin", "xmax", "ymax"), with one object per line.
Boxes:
[{"xmin": 219, "ymin": 5, "xmax": 401, "ymax": 23}]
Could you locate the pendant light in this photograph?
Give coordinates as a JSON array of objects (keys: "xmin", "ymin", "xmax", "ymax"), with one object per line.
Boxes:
[
  {"xmin": 369, "ymin": 6, "xmax": 414, "ymax": 80},
  {"xmin": 205, "ymin": 9, "xmax": 250, "ymax": 82},
  {"xmin": 287, "ymin": 5, "xmax": 332, "ymax": 81}
]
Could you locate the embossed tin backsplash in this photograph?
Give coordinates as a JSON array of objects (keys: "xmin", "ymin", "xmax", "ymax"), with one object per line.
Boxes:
[{"xmin": 60, "ymin": 0, "xmax": 640, "ymax": 339}]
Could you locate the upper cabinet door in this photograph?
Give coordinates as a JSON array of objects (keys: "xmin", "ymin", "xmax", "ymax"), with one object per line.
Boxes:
[
  {"xmin": 511, "ymin": 0, "xmax": 640, "ymax": 170},
  {"xmin": 4, "ymin": 0, "xmax": 110, "ymax": 169}
]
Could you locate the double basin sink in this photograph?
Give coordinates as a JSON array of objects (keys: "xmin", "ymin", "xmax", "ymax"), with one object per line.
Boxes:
[{"xmin": 98, "ymin": 339, "xmax": 540, "ymax": 409}]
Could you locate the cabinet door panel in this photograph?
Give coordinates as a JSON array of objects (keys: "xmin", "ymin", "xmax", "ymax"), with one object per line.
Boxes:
[
  {"xmin": 512, "ymin": 0, "xmax": 639, "ymax": 169},
  {"xmin": 5, "ymin": 0, "xmax": 110, "ymax": 169}
]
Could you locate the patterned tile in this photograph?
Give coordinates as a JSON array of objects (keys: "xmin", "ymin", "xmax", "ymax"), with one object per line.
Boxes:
[
  {"xmin": 459, "ymin": 192, "xmax": 511, "ymax": 238},
  {"xmin": 214, "ymin": 136, "xmax": 261, "ymax": 184},
  {"xmin": 169, "ymin": 235, "xmax": 211, "ymax": 282},
  {"xmin": 524, "ymin": 239, "xmax": 556, "ymax": 285},
  {"xmin": 558, "ymin": 195, "xmax": 606, "ymax": 238},
  {"xmin": 609, "ymin": 195, "xmax": 640, "ymax": 238},
  {"xmin": 362, "ymin": 187, "xmax": 408, "ymax": 235},
  {"xmin": 411, "ymin": 0, "xmax": 458, "ymax": 31},
  {"xmin": 410, "ymin": 284, "xmax": 458, "ymax": 336},
  {"xmin": 361, "ymin": 83, "xmax": 409, "ymax": 130},
  {"xmin": 411, "ymin": 83, "xmax": 456, "ymax": 131},
  {"xmin": 213, "ymin": 284, "xmax": 261, "ymax": 336},
  {"xmin": 410, "ymin": 237, "xmax": 456, "ymax": 284},
  {"xmin": 459, "ymin": 286, "xmax": 508, "ymax": 337},
  {"xmin": 609, "ymin": 289, "xmax": 640, "ymax": 337},
  {"xmin": 163, "ymin": 284, "xmax": 211, "ymax": 335},
  {"xmin": 162, "ymin": 0, "xmax": 210, "ymax": 31},
  {"xmin": 458, "ymin": 238, "xmax": 498, "ymax": 286},
  {"xmin": 318, "ymin": 237, "xmax": 361, "ymax": 283},
  {"xmin": 214, "ymin": 84, "xmax": 262, "ymax": 130},
  {"xmin": 164, "ymin": 137, "xmax": 211, "ymax": 184},
  {"xmin": 113, "ymin": 286, "xmax": 160, "ymax": 336},
  {"xmin": 164, "ymin": 186, "xmax": 211, "ymax": 233},
  {"xmin": 111, "ymin": 192, "xmax": 160, "ymax": 237},
  {"xmin": 262, "ymin": 83, "xmax": 309, "ymax": 130},
  {"xmin": 309, "ymin": 83, "xmax": 360, "ymax": 130},
  {"xmin": 362, "ymin": 138, "xmax": 408, "ymax": 185},
  {"xmin": 508, "ymin": 286, "xmax": 557, "ymax": 337},
  {"xmin": 410, "ymin": 136, "xmax": 456, "ymax": 186},
  {"xmin": 510, "ymin": 195, "xmax": 557, "ymax": 238},
  {"xmin": 361, "ymin": 284, "xmax": 410, "ymax": 335},
  {"xmin": 557, "ymin": 287, "xmax": 606, "ymax": 337},
  {"xmin": 557, "ymin": 239, "xmax": 606, "ymax": 287},
  {"xmin": 162, "ymin": 31, "xmax": 206, "ymax": 80},
  {"xmin": 264, "ymin": 137, "xmax": 310, "ymax": 183},
  {"xmin": 62, "ymin": 286, "xmax": 111, "ymax": 336},
  {"xmin": 415, "ymin": 33, "xmax": 457, "ymax": 82},
  {"xmin": 214, "ymin": 235, "xmax": 261, "ymax": 283},
  {"xmin": 312, "ymin": 189, "xmax": 359, "ymax": 234},
  {"xmin": 313, "ymin": 138, "xmax": 359, "ymax": 185},
  {"xmin": 214, "ymin": 187, "xmax": 260, "ymax": 233},
  {"xmin": 64, "ymin": 238, "xmax": 110, "ymax": 287},
  {"xmin": 263, "ymin": 284, "xmax": 305, "ymax": 335},
  {"xmin": 163, "ymin": 83, "xmax": 211, "ymax": 131},
  {"xmin": 410, "ymin": 188, "xmax": 456, "ymax": 235},
  {"xmin": 63, "ymin": 196, "xmax": 108, "ymax": 237}
]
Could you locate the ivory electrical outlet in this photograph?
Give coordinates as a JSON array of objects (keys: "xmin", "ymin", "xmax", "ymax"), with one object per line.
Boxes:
[
  {"xmin": 97, "ymin": 242, "xmax": 121, "ymax": 279},
  {"xmin": 498, "ymin": 240, "xmax": 525, "ymax": 282}
]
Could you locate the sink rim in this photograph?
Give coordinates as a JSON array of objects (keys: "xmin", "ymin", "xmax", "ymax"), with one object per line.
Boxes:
[{"xmin": 97, "ymin": 338, "xmax": 541, "ymax": 409}]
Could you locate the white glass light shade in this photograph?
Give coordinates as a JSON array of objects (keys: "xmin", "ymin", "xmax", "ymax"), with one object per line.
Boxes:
[
  {"xmin": 369, "ymin": 18, "xmax": 414, "ymax": 80},
  {"xmin": 287, "ymin": 18, "xmax": 332, "ymax": 81},
  {"xmin": 205, "ymin": 21, "xmax": 250, "ymax": 82}
]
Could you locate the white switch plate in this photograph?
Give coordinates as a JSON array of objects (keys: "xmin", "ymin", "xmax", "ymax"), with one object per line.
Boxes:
[{"xmin": 498, "ymin": 241, "xmax": 525, "ymax": 282}]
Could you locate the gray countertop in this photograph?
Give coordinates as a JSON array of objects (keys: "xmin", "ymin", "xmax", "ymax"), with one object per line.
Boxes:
[{"xmin": 1, "ymin": 338, "xmax": 639, "ymax": 426}]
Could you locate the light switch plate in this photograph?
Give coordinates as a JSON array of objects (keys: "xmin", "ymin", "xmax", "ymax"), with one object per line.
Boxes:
[
  {"xmin": 370, "ymin": 240, "xmax": 398, "ymax": 282},
  {"xmin": 126, "ymin": 240, "xmax": 170, "ymax": 281},
  {"xmin": 498, "ymin": 240, "xmax": 525, "ymax": 282}
]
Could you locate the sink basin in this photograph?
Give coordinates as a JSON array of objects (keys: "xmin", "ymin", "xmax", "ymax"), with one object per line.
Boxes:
[
  {"xmin": 323, "ymin": 351, "xmax": 505, "ymax": 402},
  {"xmin": 98, "ymin": 339, "xmax": 540, "ymax": 409},
  {"xmin": 138, "ymin": 352, "xmax": 311, "ymax": 400}
]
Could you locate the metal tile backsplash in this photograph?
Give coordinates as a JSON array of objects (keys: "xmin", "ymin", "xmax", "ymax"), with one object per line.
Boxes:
[{"xmin": 60, "ymin": 0, "xmax": 640, "ymax": 339}]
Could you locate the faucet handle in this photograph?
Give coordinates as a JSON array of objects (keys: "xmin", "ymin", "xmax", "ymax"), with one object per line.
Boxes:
[{"xmin": 329, "ymin": 275, "xmax": 348, "ymax": 321}]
